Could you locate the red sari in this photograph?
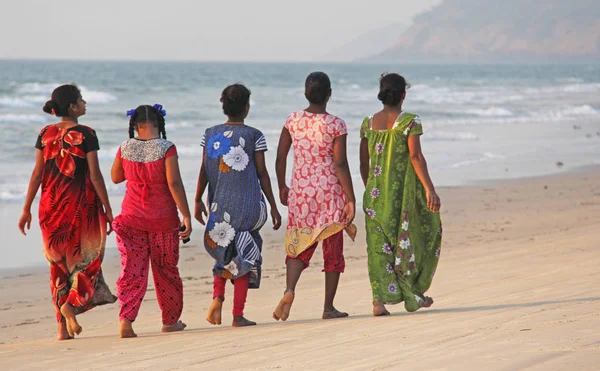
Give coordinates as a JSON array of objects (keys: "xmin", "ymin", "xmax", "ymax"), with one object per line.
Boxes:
[{"xmin": 35, "ymin": 124, "xmax": 116, "ymax": 322}]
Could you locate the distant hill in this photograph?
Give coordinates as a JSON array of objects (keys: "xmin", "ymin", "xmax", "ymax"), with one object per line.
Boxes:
[
  {"xmin": 367, "ymin": 0, "xmax": 600, "ymax": 63},
  {"xmin": 322, "ymin": 23, "xmax": 408, "ymax": 62}
]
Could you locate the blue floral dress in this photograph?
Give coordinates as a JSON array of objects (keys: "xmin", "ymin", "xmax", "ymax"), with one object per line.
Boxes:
[{"xmin": 201, "ymin": 124, "xmax": 268, "ymax": 288}]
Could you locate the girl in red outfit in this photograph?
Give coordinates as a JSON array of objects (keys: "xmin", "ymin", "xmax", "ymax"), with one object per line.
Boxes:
[
  {"xmin": 18, "ymin": 84, "xmax": 116, "ymax": 340},
  {"xmin": 111, "ymin": 104, "xmax": 192, "ymax": 338}
]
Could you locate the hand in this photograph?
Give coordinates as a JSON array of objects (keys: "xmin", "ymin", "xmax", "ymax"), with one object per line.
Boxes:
[
  {"xmin": 426, "ymin": 190, "xmax": 441, "ymax": 212},
  {"xmin": 18, "ymin": 210, "xmax": 32, "ymax": 236},
  {"xmin": 179, "ymin": 217, "xmax": 192, "ymax": 240},
  {"xmin": 341, "ymin": 201, "xmax": 355, "ymax": 226},
  {"xmin": 279, "ymin": 186, "xmax": 289, "ymax": 206},
  {"xmin": 271, "ymin": 208, "xmax": 282, "ymax": 230},
  {"xmin": 194, "ymin": 200, "xmax": 208, "ymax": 225},
  {"xmin": 105, "ymin": 208, "xmax": 114, "ymax": 235}
]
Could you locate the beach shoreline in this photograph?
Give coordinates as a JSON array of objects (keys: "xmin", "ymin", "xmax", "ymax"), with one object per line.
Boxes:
[
  {"xmin": 0, "ymin": 165, "xmax": 598, "ymax": 370},
  {"xmin": 3, "ymin": 162, "xmax": 598, "ymax": 272}
]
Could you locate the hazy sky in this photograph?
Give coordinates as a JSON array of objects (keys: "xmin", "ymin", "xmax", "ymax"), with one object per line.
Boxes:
[{"xmin": 1, "ymin": 0, "xmax": 440, "ymax": 62}]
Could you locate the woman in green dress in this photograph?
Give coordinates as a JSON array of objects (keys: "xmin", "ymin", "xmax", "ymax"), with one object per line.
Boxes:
[{"xmin": 359, "ymin": 73, "xmax": 442, "ymax": 315}]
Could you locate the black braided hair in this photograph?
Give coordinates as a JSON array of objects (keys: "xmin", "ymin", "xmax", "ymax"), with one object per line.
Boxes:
[
  {"xmin": 127, "ymin": 105, "xmax": 167, "ymax": 139},
  {"xmin": 128, "ymin": 109, "xmax": 138, "ymax": 138},
  {"xmin": 157, "ymin": 114, "xmax": 167, "ymax": 139}
]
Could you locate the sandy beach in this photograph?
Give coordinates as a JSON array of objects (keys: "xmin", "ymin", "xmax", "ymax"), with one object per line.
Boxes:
[{"xmin": 0, "ymin": 167, "xmax": 599, "ymax": 370}]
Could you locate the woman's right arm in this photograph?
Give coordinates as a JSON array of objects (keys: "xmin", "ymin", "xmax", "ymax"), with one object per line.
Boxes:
[
  {"xmin": 18, "ymin": 150, "xmax": 44, "ymax": 235},
  {"xmin": 275, "ymin": 127, "xmax": 292, "ymax": 206},
  {"xmin": 165, "ymin": 155, "xmax": 192, "ymax": 240},
  {"xmin": 333, "ymin": 134, "xmax": 356, "ymax": 226},
  {"xmin": 359, "ymin": 138, "xmax": 370, "ymax": 186},
  {"xmin": 408, "ymin": 135, "xmax": 441, "ymax": 212}
]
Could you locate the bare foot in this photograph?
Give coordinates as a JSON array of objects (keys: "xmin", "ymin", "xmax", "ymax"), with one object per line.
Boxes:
[
  {"xmin": 420, "ymin": 297, "xmax": 434, "ymax": 309},
  {"xmin": 162, "ymin": 320, "xmax": 187, "ymax": 333},
  {"xmin": 120, "ymin": 320, "xmax": 137, "ymax": 338},
  {"xmin": 60, "ymin": 303, "xmax": 82, "ymax": 337},
  {"xmin": 373, "ymin": 301, "xmax": 391, "ymax": 316},
  {"xmin": 57, "ymin": 322, "xmax": 73, "ymax": 341},
  {"xmin": 206, "ymin": 297, "xmax": 223, "ymax": 325},
  {"xmin": 273, "ymin": 291, "xmax": 294, "ymax": 321},
  {"xmin": 232, "ymin": 316, "xmax": 256, "ymax": 327},
  {"xmin": 322, "ymin": 308, "xmax": 349, "ymax": 320}
]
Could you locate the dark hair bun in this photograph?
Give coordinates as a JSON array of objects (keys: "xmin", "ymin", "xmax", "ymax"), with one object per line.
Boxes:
[
  {"xmin": 220, "ymin": 84, "xmax": 251, "ymax": 117},
  {"xmin": 42, "ymin": 100, "xmax": 57, "ymax": 115},
  {"xmin": 378, "ymin": 73, "xmax": 410, "ymax": 106},
  {"xmin": 42, "ymin": 84, "xmax": 81, "ymax": 117},
  {"xmin": 305, "ymin": 72, "xmax": 331, "ymax": 105}
]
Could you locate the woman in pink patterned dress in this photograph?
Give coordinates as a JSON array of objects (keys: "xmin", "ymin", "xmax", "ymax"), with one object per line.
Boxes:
[{"xmin": 274, "ymin": 72, "xmax": 357, "ymax": 321}]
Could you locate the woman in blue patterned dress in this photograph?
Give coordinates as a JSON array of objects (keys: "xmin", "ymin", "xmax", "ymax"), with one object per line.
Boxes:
[{"xmin": 195, "ymin": 84, "xmax": 282, "ymax": 327}]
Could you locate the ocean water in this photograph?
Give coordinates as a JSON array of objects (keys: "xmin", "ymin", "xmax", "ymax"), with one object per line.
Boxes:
[{"xmin": 1, "ymin": 60, "xmax": 600, "ymax": 205}]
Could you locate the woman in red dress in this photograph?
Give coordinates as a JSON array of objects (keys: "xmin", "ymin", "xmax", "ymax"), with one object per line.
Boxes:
[{"xmin": 18, "ymin": 84, "xmax": 116, "ymax": 340}]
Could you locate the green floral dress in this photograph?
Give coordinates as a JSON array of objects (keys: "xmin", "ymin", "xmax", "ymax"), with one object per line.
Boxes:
[{"xmin": 360, "ymin": 112, "xmax": 442, "ymax": 312}]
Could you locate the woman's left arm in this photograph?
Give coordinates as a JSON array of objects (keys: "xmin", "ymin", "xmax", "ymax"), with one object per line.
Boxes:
[
  {"xmin": 18, "ymin": 150, "xmax": 45, "ymax": 235},
  {"xmin": 111, "ymin": 150, "xmax": 125, "ymax": 184}
]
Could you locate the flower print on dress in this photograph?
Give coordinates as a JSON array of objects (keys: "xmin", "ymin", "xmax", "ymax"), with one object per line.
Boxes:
[
  {"xmin": 377, "ymin": 226, "xmax": 384, "ymax": 233},
  {"xmin": 388, "ymin": 283, "xmax": 397, "ymax": 294},
  {"xmin": 414, "ymin": 294, "xmax": 424, "ymax": 305},
  {"xmin": 399, "ymin": 238, "xmax": 411, "ymax": 250},
  {"xmin": 395, "ymin": 257, "xmax": 401, "ymax": 266},
  {"xmin": 221, "ymin": 270, "xmax": 233, "ymax": 279},
  {"xmin": 402, "ymin": 220, "xmax": 409, "ymax": 231},
  {"xmin": 370, "ymin": 188, "xmax": 380, "ymax": 199},
  {"xmin": 386, "ymin": 264, "xmax": 394, "ymax": 274},
  {"xmin": 375, "ymin": 142, "xmax": 384, "ymax": 154},
  {"xmin": 209, "ymin": 221, "xmax": 235, "ymax": 247},
  {"xmin": 223, "ymin": 146, "xmax": 249, "ymax": 171},
  {"xmin": 41, "ymin": 127, "xmax": 86, "ymax": 178},
  {"xmin": 365, "ymin": 208, "xmax": 376, "ymax": 219},
  {"xmin": 382, "ymin": 243, "xmax": 392, "ymax": 255},
  {"xmin": 206, "ymin": 133, "xmax": 231, "ymax": 159},
  {"xmin": 373, "ymin": 165, "xmax": 382, "ymax": 177},
  {"xmin": 206, "ymin": 212, "xmax": 217, "ymax": 232},
  {"xmin": 224, "ymin": 261, "xmax": 239, "ymax": 276},
  {"xmin": 435, "ymin": 247, "xmax": 441, "ymax": 258}
]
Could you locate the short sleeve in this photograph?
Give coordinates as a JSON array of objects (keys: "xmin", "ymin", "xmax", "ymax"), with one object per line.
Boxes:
[
  {"xmin": 83, "ymin": 128, "xmax": 100, "ymax": 153},
  {"xmin": 359, "ymin": 117, "xmax": 369, "ymax": 139},
  {"xmin": 165, "ymin": 145, "xmax": 178, "ymax": 158},
  {"xmin": 408, "ymin": 115, "xmax": 423, "ymax": 136},
  {"xmin": 284, "ymin": 114, "xmax": 293, "ymax": 131},
  {"xmin": 35, "ymin": 125, "xmax": 49, "ymax": 150},
  {"xmin": 200, "ymin": 133, "xmax": 206, "ymax": 148},
  {"xmin": 255, "ymin": 132, "xmax": 268, "ymax": 152},
  {"xmin": 35, "ymin": 133, "xmax": 44, "ymax": 150},
  {"xmin": 334, "ymin": 118, "xmax": 348, "ymax": 137}
]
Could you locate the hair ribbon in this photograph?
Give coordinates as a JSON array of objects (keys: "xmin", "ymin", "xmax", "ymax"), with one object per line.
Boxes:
[{"xmin": 153, "ymin": 104, "xmax": 167, "ymax": 117}]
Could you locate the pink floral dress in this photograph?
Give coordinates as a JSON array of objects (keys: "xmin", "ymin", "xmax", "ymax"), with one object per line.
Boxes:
[{"xmin": 284, "ymin": 110, "xmax": 357, "ymax": 257}]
